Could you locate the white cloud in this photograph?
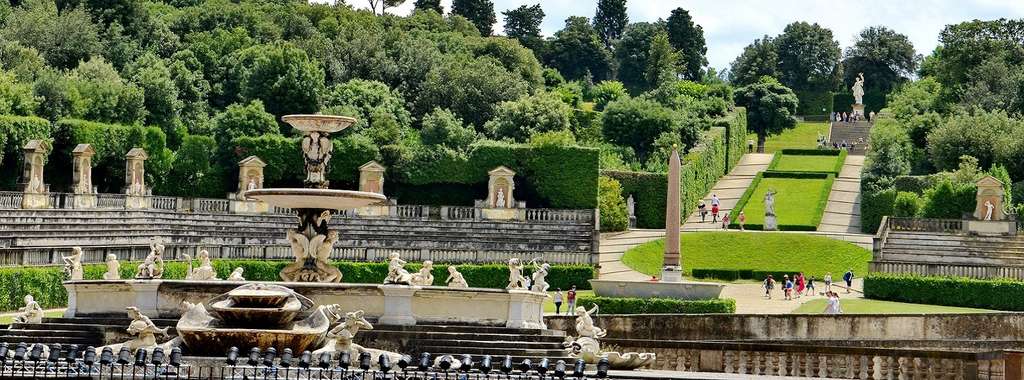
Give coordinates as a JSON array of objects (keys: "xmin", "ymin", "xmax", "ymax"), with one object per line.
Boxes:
[{"xmin": 347, "ymin": 0, "xmax": 1024, "ymax": 71}]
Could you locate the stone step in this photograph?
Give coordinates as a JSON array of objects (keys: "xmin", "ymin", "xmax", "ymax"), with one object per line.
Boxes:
[
  {"xmin": 359, "ymin": 330, "xmax": 567, "ymax": 344},
  {"xmin": 412, "ymin": 339, "xmax": 565, "ymax": 350},
  {"xmin": 375, "ymin": 324, "xmax": 565, "ymax": 337},
  {"xmin": 0, "ymin": 329, "xmax": 98, "ymax": 338},
  {"xmin": 417, "ymin": 345, "xmax": 568, "ymax": 357}
]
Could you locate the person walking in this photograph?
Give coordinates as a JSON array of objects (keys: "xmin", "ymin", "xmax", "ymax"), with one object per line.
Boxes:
[
  {"xmin": 806, "ymin": 276, "xmax": 816, "ymax": 296},
  {"xmin": 738, "ymin": 212, "xmax": 746, "ymax": 231},
  {"xmin": 721, "ymin": 212, "xmax": 730, "ymax": 230},
  {"xmin": 823, "ymin": 272, "xmax": 833, "ymax": 292},
  {"xmin": 824, "ymin": 292, "xmax": 842, "ymax": 314},
  {"xmin": 566, "ymin": 286, "xmax": 577, "ymax": 315},
  {"xmin": 763, "ymin": 275, "xmax": 775, "ymax": 299},
  {"xmin": 711, "ymin": 194, "xmax": 720, "ymax": 208},
  {"xmin": 553, "ymin": 288, "xmax": 563, "ymax": 314},
  {"xmin": 698, "ymin": 200, "xmax": 707, "ymax": 222},
  {"xmin": 783, "ymin": 275, "xmax": 793, "ymax": 300},
  {"xmin": 795, "ymin": 273, "xmax": 806, "ymax": 298},
  {"xmin": 843, "ymin": 269, "xmax": 854, "ymax": 294},
  {"xmin": 711, "ymin": 203, "xmax": 719, "ymax": 223}
]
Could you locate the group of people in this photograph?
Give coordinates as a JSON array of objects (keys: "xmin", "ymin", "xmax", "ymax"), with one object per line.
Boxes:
[
  {"xmin": 761, "ymin": 269, "xmax": 856, "ymax": 313},
  {"xmin": 831, "ymin": 111, "xmax": 873, "ymax": 123},
  {"xmin": 697, "ymin": 194, "xmax": 746, "ymax": 231},
  {"xmin": 816, "ymin": 134, "xmax": 865, "ymax": 152},
  {"xmin": 552, "ymin": 285, "xmax": 577, "ymax": 315}
]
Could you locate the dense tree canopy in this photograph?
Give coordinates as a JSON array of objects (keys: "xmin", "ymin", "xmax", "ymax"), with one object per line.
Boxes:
[
  {"xmin": 665, "ymin": 7, "xmax": 707, "ymax": 81},
  {"xmin": 546, "ymin": 16, "xmax": 613, "ymax": 81},
  {"xmin": 615, "ymin": 22, "xmax": 663, "ymax": 93},
  {"xmin": 842, "ymin": 26, "xmax": 919, "ymax": 96},
  {"xmin": 728, "ymin": 36, "xmax": 779, "ymax": 87},
  {"xmin": 452, "ymin": 0, "xmax": 496, "ymax": 35},
  {"xmin": 592, "ymin": 0, "xmax": 627, "ymax": 48},
  {"xmin": 774, "ymin": 22, "xmax": 841, "ymax": 93}
]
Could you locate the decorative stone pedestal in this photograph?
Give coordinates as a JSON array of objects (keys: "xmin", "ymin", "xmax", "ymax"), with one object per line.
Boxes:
[
  {"xmin": 125, "ymin": 195, "xmax": 151, "ymax": 209},
  {"xmin": 73, "ymin": 194, "xmax": 97, "ymax": 209},
  {"xmin": 764, "ymin": 215, "xmax": 778, "ymax": 231},
  {"xmin": 379, "ymin": 285, "xmax": 418, "ymax": 326},
  {"xmin": 965, "ymin": 220, "xmax": 1017, "ymax": 236},
  {"xmin": 21, "ymin": 193, "xmax": 50, "ymax": 209},
  {"xmin": 482, "ymin": 207, "xmax": 518, "ymax": 220},
  {"xmin": 660, "ymin": 266, "xmax": 683, "ymax": 283},
  {"xmin": 852, "ymin": 104, "xmax": 865, "ymax": 117},
  {"xmin": 228, "ymin": 199, "xmax": 268, "ymax": 213}
]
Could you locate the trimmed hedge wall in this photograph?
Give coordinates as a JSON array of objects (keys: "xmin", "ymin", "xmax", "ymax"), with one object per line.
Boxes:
[
  {"xmin": 728, "ymin": 171, "xmax": 835, "ymax": 231},
  {"xmin": 691, "ymin": 268, "xmax": 801, "ymax": 282},
  {"xmin": 576, "ymin": 296, "xmax": 736, "ymax": 314},
  {"xmin": 601, "ymin": 170, "xmax": 666, "ymax": 229},
  {"xmin": 864, "ymin": 273, "xmax": 1024, "ymax": 311},
  {"xmin": 0, "ymin": 115, "xmax": 53, "ymax": 189},
  {"xmin": 51, "ymin": 119, "xmax": 172, "ymax": 193},
  {"xmin": 794, "ymin": 90, "xmax": 833, "ymax": 116},
  {"xmin": 766, "ymin": 149, "xmax": 848, "ymax": 175},
  {"xmin": 724, "ymin": 108, "xmax": 748, "ymax": 173},
  {"xmin": 0, "ymin": 260, "xmax": 595, "ymax": 312}
]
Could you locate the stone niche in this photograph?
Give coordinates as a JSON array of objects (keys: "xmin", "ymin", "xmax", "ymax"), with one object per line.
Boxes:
[
  {"xmin": 124, "ymin": 148, "xmax": 150, "ymax": 209},
  {"xmin": 355, "ymin": 161, "xmax": 389, "ymax": 217},
  {"xmin": 482, "ymin": 166, "xmax": 520, "ymax": 220},
  {"xmin": 966, "ymin": 175, "xmax": 1016, "ymax": 236},
  {"xmin": 20, "ymin": 140, "xmax": 50, "ymax": 209},
  {"xmin": 71, "ymin": 144, "xmax": 97, "ymax": 209},
  {"xmin": 229, "ymin": 155, "xmax": 269, "ymax": 214}
]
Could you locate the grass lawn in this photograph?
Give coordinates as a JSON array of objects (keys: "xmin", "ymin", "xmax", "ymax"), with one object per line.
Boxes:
[
  {"xmin": 621, "ymin": 232, "xmax": 871, "ymax": 279},
  {"xmin": 747, "ymin": 122, "xmax": 830, "ymax": 153},
  {"xmin": 792, "ymin": 298, "xmax": 996, "ymax": 314},
  {"xmin": 770, "ymin": 155, "xmax": 841, "ymax": 173},
  {"xmin": 0, "ymin": 310, "xmax": 63, "ymax": 325},
  {"xmin": 543, "ymin": 290, "xmax": 594, "ymax": 314},
  {"xmin": 736, "ymin": 177, "xmax": 831, "ymax": 228}
]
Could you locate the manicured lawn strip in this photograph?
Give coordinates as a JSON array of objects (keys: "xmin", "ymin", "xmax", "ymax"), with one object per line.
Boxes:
[
  {"xmin": 728, "ymin": 172, "xmax": 834, "ymax": 230},
  {"xmin": 791, "ymin": 298, "xmax": 996, "ymax": 314},
  {"xmin": 746, "ymin": 122, "xmax": 830, "ymax": 153},
  {"xmin": 620, "ymin": 232, "xmax": 871, "ymax": 279},
  {"xmin": 771, "ymin": 155, "xmax": 840, "ymax": 173}
]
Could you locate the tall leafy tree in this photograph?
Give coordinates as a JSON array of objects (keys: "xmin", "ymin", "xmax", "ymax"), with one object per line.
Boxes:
[
  {"xmin": 842, "ymin": 26, "xmax": 919, "ymax": 96},
  {"xmin": 367, "ymin": 0, "xmax": 406, "ymax": 16},
  {"xmin": 413, "ymin": 0, "xmax": 442, "ymax": 13},
  {"xmin": 614, "ymin": 22, "xmax": 662, "ymax": 92},
  {"xmin": 501, "ymin": 4, "xmax": 544, "ymax": 56},
  {"xmin": 775, "ymin": 21, "xmax": 841, "ymax": 93},
  {"xmin": 547, "ymin": 16, "xmax": 613, "ymax": 81},
  {"xmin": 665, "ymin": 7, "xmax": 707, "ymax": 81},
  {"xmin": 932, "ymin": 19, "xmax": 1024, "ymax": 114},
  {"xmin": 1, "ymin": 0, "xmax": 101, "ymax": 70},
  {"xmin": 735, "ymin": 76, "xmax": 799, "ymax": 153},
  {"xmin": 592, "ymin": 0, "xmax": 627, "ymax": 48},
  {"xmin": 645, "ymin": 32, "xmax": 680, "ymax": 88},
  {"xmin": 729, "ymin": 35, "xmax": 779, "ymax": 86},
  {"xmin": 452, "ymin": 0, "xmax": 496, "ymax": 35},
  {"xmin": 229, "ymin": 42, "xmax": 326, "ymax": 118}
]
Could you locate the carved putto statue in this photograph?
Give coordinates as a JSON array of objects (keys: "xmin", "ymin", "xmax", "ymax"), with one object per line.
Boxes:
[
  {"xmin": 506, "ymin": 258, "xmax": 528, "ymax": 290},
  {"xmin": 563, "ymin": 304, "xmax": 655, "ymax": 370},
  {"xmin": 384, "ymin": 252, "xmax": 413, "ymax": 285},
  {"xmin": 313, "ymin": 309, "xmax": 402, "ymax": 365},
  {"xmin": 135, "ymin": 243, "xmax": 165, "ymax": 279},
  {"xmin": 103, "ymin": 254, "xmax": 121, "ymax": 280},
  {"xmin": 227, "ymin": 267, "xmax": 245, "ymax": 281},
  {"xmin": 123, "ymin": 306, "xmax": 170, "ymax": 351},
  {"xmin": 409, "ymin": 260, "xmax": 434, "ymax": 286},
  {"xmin": 13, "ymin": 295, "xmax": 43, "ymax": 324},
  {"xmin": 852, "ymin": 72, "xmax": 865, "ymax": 105},
  {"xmin": 280, "ymin": 211, "xmax": 342, "ymax": 283},
  {"xmin": 62, "ymin": 247, "xmax": 84, "ymax": 281},
  {"xmin": 446, "ymin": 266, "xmax": 468, "ymax": 288},
  {"xmin": 301, "ymin": 131, "xmax": 333, "ymax": 188},
  {"xmin": 530, "ymin": 260, "xmax": 551, "ymax": 292},
  {"xmin": 184, "ymin": 250, "xmax": 218, "ymax": 280}
]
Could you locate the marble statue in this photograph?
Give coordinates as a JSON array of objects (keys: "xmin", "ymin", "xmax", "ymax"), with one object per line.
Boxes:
[
  {"xmin": 62, "ymin": 247, "xmax": 83, "ymax": 281},
  {"xmin": 384, "ymin": 252, "xmax": 413, "ymax": 285},
  {"xmin": 985, "ymin": 200, "xmax": 995, "ymax": 221},
  {"xmin": 506, "ymin": 258, "xmax": 528, "ymax": 290},
  {"xmin": 13, "ymin": 295, "xmax": 43, "ymax": 324},
  {"xmin": 125, "ymin": 307, "xmax": 169, "ymax": 350},
  {"xmin": 563, "ymin": 304, "xmax": 655, "ymax": 370},
  {"xmin": 626, "ymin": 194, "xmax": 635, "ymax": 217},
  {"xmin": 496, "ymin": 188, "xmax": 506, "ymax": 208},
  {"xmin": 25, "ymin": 156, "xmax": 45, "ymax": 194},
  {"xmin": 764, "ymin": 190, "xmax": 776, "ymax": 217},
  {"xmin": 226, "ymin": 267, "xmax": 245, "ymax": 281},
  {"xmin": 103, "ymin": 254, "xmax": 121, "ymax": 280},
  {"xmin": 280, "ymin": 210, "xmax": 343, "ymax": 283},
  {"xmin": 301, "ymin": 131, "xmax": 333, "ymax": 188},
  {"xmin": 77, "ymin": 159, "xmax": 92, "ymax": 194},
  {"xmin": 135, "ymin": 243, "xmax": 165, "ymax": 279},
  {"xmin": 313, "ymin": 309, "xmax": 401, "ymax": 366},
  {"xmin": 247, "ymin": 177, "xmax": 258, "ymax": 191},
  {"xmin": 445, "ymin": 266, "xmax": 468, "ymax": 288},
  {"xmin": 852, "ymin": 73, "xmax": 865, "ymax": 105},
  {"xmin": 409, "ymin": 260, "xmax": 434, "ymax": 286},
  {"xmin": 530, "ymin": 260, "xmax": 551, "ymax": 292},
  {"xmin": 128, "ymin": 162, "xmax": 146, "ymax": 196},
  {"xmin": 184, "ymin": 250, "xmax": 218, "ymax": 280}
]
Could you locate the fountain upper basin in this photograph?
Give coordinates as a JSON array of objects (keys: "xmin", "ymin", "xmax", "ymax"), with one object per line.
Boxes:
[
  {"xmin": 281, "ymin": 114, "xmax": 356, "ymax": 133},
  {"xmin": 245, "ymin": 188, "xmax": 386, "ymax": 210}
]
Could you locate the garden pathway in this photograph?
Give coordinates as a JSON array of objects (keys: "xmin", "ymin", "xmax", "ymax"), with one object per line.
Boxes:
[
  {"xmin": 818, "ymin": 154, "xmax": 866, "ymax": 234},
  {"xmin": 682, "ymin": 153, "xmax": 773, "ymax": 230}
]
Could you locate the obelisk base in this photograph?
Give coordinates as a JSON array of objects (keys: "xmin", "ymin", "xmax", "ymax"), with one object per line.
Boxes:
[{"xmin": 660, "ymin": 266, "xmax": 683, "ymax": 283}]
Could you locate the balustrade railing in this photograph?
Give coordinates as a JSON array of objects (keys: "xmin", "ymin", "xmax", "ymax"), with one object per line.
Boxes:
[
  {"xmin": 394, "ymin": 204, "xmax": 427, "ymax": 219},
  {"xmin": 151, "ymin": 196, "xmax": 178, "ymax": 210},
  {"xmin": 95, "ymin": 193, "xmax": 126, "ymax": 208},
  {"xmin": 886, "ymin": 216, "xmax": 964, "ymax": 233},
  {"xmin": 443, "ymin": 206, "xmax": 478, "ymax": 220},
  {"xmin": 525, "ymin": 208, "xmax": 594, "ymax": 223},
  {"xmin": 0, "ymin": 191, "xmax": 22, "ymax": 209},
  {"xmin": 192, "ymin": 198, "xmax": 230, "ymax": 213}
]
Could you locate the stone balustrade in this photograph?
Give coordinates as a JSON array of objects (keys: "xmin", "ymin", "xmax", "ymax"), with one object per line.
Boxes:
[{"xmin": 0, "ymin": 191, "xmax": 22, "ymax": 209}]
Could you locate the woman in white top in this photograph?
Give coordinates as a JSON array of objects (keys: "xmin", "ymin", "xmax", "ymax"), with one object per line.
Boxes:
[
  {"xmin": 823, "ymin": 272, "xmax": 833, "ymax": 292},
  {"xmin": 553, "ymin": 289, "xmax": 564, "ymax": 314},
  {"xmin": 823, "ymin": 292, "xmax": 842, "ymax": 314}
]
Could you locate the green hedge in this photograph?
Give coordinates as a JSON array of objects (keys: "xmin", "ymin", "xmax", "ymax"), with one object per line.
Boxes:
[
  {"xmin": 576, "ymin": 296, "xmax": 735, "ymax": 314},
  {"xmin": 794, "ymin": 90, "xmax": 833, "ymax": 116},
  {"xmin": 602, "ymin": 170, "xmax": 666, "ymax": 229},
  {"xmin": 724, "ymin": 108, "xmax": 748, "ymax": 173},
  {"xmin": 691, "ymin": 268, "xmax": 802, "ymax": 281},
  {"xmin": 864, "ymin": 273, "xmax": 1024, "ymax": 311},
  {"xmin": 51, "ymin": 119, "xmax": 172, "ymax": 193},
  {"xmin": 728, "ymin": 171, "xmax": 834, "ymax": 231},
  {"xmin": 0, "ymin": 115, "xmax": 53, "ymax": 189},
  {"xmin": 833, "ymin": 90, "xmax": 885, "ymax": 115},
  {"xmin": 0, "ymin": 260, "xmax": 596, "ymax": 312},
  {"xmin": 860, "ymin": 186, "xmax": 897, "ymax": 233}
]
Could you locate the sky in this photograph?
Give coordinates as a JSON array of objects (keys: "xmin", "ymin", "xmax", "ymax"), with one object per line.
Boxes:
[{"xmin": 349, "ymin": 0, "xmax": 1024, "ymax": 71}]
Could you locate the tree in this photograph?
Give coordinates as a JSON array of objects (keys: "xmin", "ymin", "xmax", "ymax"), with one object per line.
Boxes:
[
  {"xmin": 546, "ymin": 16, "xmax": 613, "ymax": 81},
  {"xmin": 212, "ymin": 100, "xmax": 280, "ymax": 147},
  {"xmin": 865, "ymin": 118, "xmax": 913, "ymax": 178},
  {"xmin": 615, "ymin": 22, "xmax": 663, "ymax": 92},
  {"xmin": 601, "ymin": 97, "xmax": 680, "ymax": 162},
  {"xmin": 0, "ymin": 70, "xmax": 38, "ymax": 116},
  {"xmin": 418, "ymin": 56, "xmax": 529, "ymax": 129},
  {"xmin": 126, "ymin": 53, "xmax": 183, "ymax": 146},
  {"xmin": 413, "ymin": 0, "xmax": 442, "ymax": 13},
  {"xmin": 734, "ymin": 76, "xmax": 799, "ymax": 152},
  {"xmin": 484, "ymin": 92, "xmax": 573, "ymax": 142},
  {"xmin": 229, "ymin": 42, "xmax": 325, "ymax": 118},
  {"xmin": 775, "ymin": 22, "xmax": 840, "ymax": 93},
  {"xmin": 501, "ymin": 4, "xmax": 544, "ymax": 56},
  {"xmin": 644, "ymin": 32, "xmax": 680, "ymax": 90},
  {"xmin": 729, "ymin": 35, "xmax": 779, "ymax": 86},
  {"xmin": 932, "ymin": 19, "xmax": 1024, "ymax": 112},
  {"xmin": 451, "ymin": 0, "xmax": 495, "ymax": 35},
  {"xmin": 367, "ymin": 0, "xmax": 406, "ymax": 16},
  {"xmin": 590, "ymin": 81, "xmax": 628, "ymax": 111},
  {"xmin": 321, "ymin": 79, "xmax": 412, "ymax": 135},
  {"xmin": 68, "ymin": 57, "xmax": 146, "ymax": 125},
  {"xmin": 665, "ymin": 7, "xmax": 707, "ymax": 81},
  {"xmin": 165, "ymin": 135, "xmax": 222, "ymax": 198},
  {"xmin": 1, "ymin": 0, "xmax": 101, "ymax": 69},
  {"xmin": 592, "ymin": 0, "xmax": 627, "ymax": 48},
  {"xmin": 842, "ymin": 26, "xmax": 919, "ymax": 98},
  {"xmin": 927, "ymin": 109, "xmax": 1023, "ymax": 171},
  {"xmin": 597, "ymin": 176, "xmax": 628, "ymax": 232},
  {"xmin": 421, "ymin": 108, "xmax": 477, "ymax": 150}
]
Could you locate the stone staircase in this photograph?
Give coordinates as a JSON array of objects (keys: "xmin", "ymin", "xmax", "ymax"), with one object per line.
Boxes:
[
  {"xmin": 357, "ymin": 323, "xmax": 573, "ymax": 363},
  {"xmin": 0, "ymin": 317, "xmax": 177, "ymax": 347},
  {"xmin": 877, "ymin": 231, "xmax": 1024, "ymax": 266},
  {"xmin": 828, "ymin": 122, "xmax": 872, "ymax": 155}
]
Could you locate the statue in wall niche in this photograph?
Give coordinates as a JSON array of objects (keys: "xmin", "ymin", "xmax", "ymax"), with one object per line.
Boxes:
[
  {"xmin": 409, "ymin": 260, "xmax": 434, "ymax": 286},
  {"xmin": 530, "ymin": 260, "xmax": 551, "ymax": 292},
  {"xmin": 246, "ymin": 176, "xmax": 258, "ymax": 192},
  {"xmin": 301, "ymin": 131, "xmax": 333, "ymax": 187},
  {"xmin": 227, "ymin": 267, "xmax": 245, "ymax": 281},
  {"xmin": 506, "ymin": 258, "xmax": 528, "ymax": 290},
  {"xmin": 25, "ymin": 156, "xmax": 45, "ymax": 194},
  {"xmin": 128, "ymin": 162, "xmax": 146, "ymax": 196},
  {"xmin": 313, "ymin": 309, "xmax": 402, "ymax": 365},
  {"xmin": 496, "ymin": 188, "xmax": 506, "ymax": 208},
  {"xmin": 384, "ymin": 252, "xmax": 413, "ymax": 285},
  {"xmin": 62, "ymin": 247, "xmax": 84, "ymax": 281},
  {"xmin": 446, "ymin": 266, "xmax": 468, "ymax": 288},
  {"xmin": 985, "ymin": 201, "xmax": 995, "ymax": 221},
  {"xmin": 103, "ymin": 254, "xmax": 121, "ymax": 280},
  {"xmin": 562, "ymin": 304, "xmax": 656, "ymax": 370},
  {"xmin": 184, "ymin": 250, "xmax": 218, "ymax": 280},
  {"xmin": 852, "ymin": 72, "xmax": 865, "ymax": 105},
  {"xmin": 13, "ymin": 295, "xmax": 43, "ymax": 324},
  {"xmin": 77, "ymin": 159, "xmax": 92, "ymax": 194},
  {"xmin": 135, "ymin": 243, "xmax": 165, "ymax": 279}
]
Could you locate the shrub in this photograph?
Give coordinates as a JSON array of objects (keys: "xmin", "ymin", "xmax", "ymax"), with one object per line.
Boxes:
[
  {"xmin": 420, "ymin": 108, "xmax": 477, "ymax": 151},
  {"xmin": 920, "ymin": 178, "xmax": 975, "ymax": 219},
  {"xmin": 860, "ymin": 186, "xmax": 897, "ymax": 233},
  {"xmin": 794, "ymin": 89, "xmax": 833, "ymax": 116},
  {"xmin": 893, "ymin": 191, "xmax": 922, "ymax": 217},
  {"xmin": 0, "ymin": 115, "xmax": 51, "ymax": 167},
  {"xmin": 598, "ymin": 176, "xmax": 628, "ymax": 232},
  {"xmin": 576, "ymin": 296, "xmax": 735, "ymax": 314},
  {"xmin": 691, "ymin": 268, "xmax": 805, "ymax": 281},
  {"xmin": 485, "ymin": 92, "xmax": 573, "ymax": 142},
  {"xmin": 602, "ymin": 170, "xmax": 665, "ymax": 229},
  {"xmin": 165, "ymin": 135, "xmax": 223, "ymax": 198},
  {"xmin": 602, "ymin": 97, "xmax": 680, "ymax": 162},
  {"xmin": 864, "ymin": 273, "xmax": 1024, "ymax": 311},
  {"xmin": 590, "ymin": 81, "xmax": 627, "ymax": 111}
]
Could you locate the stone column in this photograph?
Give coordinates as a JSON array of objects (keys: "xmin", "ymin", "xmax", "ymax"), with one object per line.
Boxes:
[
  {"xmin": 230, "ymin": 155, "xmax": 268, "ymax": 213},
  {"xmin": 71, "ymin": 144, "xmax": 96, "ymax": 208},
  {"xmin": 661, "ymin": 146, "xmax": 682, "ymax": 282},
  {"xmin": 483, "ymin": 166, "xmax": 518, "ymax": 220},
  {"xmin": 124, "ymin": 148, "xmax": 150, "ymax": 209},
  {"xmin": 20, "ymin": 139, "xmax": 50, "ymax": 209}
]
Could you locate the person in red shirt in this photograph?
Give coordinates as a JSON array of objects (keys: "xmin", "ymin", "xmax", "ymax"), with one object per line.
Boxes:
[
  {"xmin": 711, "ymin": 204, "xmax": 719, "ymax": 223},
  {"xmin": 566, "ymin": 286, "xmax": 577, "ymax": 315}
]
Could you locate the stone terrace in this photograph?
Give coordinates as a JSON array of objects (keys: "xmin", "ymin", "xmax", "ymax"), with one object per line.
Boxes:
[{"xmin": 873, "ymin": 217, "xmax": 1024, "ymax": 279}]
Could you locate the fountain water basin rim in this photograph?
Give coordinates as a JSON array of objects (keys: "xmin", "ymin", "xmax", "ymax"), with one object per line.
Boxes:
[
  {"xmin": 245, "ymin": 188, "xmax": 386, "ymax": 210},
  {"xmin": 281, "ymin": 114, "xmax": 356, "ymax": 133}
]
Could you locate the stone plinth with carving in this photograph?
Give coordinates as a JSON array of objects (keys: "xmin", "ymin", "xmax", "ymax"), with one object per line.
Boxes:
[
  {"xmin": 229, "ymin": 155, "xmax": 269, "ymax": 213},
  {"xmin": 21, "ymin": 139, "xmax": 50, "ymax": 209},
  {"xmin": 124, "ymin": 148, "xmax": 150, "ymax": 209},
  {"xmin": 72, "ymin": 144, "xmax": 97, "ymax": 208}
]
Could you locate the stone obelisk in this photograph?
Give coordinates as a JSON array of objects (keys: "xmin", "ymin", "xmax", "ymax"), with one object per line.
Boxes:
[{"xmin": 661, "ymin": 146, "xmax": 682, "ymax": 283}]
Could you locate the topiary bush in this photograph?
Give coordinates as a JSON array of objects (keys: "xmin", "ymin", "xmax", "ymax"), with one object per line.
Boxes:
[
  {"xmin": 597, "ymin": 176, "xmax": 628, "ymax": 232},
  {"xmin": 576, "ymin": 296, "xmax": 735, "ymax": 314},
  {"xmin": 864, "ymin": 273, "xmax": 1024, "ymax": 311},
  {"xmin": 893, "ymin": 191, "xmax": 922, "ymax": 217}
]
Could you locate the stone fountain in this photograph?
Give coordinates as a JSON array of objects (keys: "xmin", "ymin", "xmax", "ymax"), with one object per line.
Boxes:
[{"xmin": 244, "ymin": 115, "xmax": 387, "ymax": 283}]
